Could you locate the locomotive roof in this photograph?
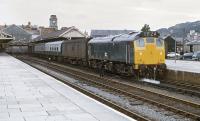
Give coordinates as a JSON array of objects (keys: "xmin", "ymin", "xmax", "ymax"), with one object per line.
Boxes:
[
  {"xmin": 88, "ymin": 32, "xmax": 140, "ymax": 43},
  {"xmin": 90, "ymin": 30, "xmax": 136, "ymax": 38}
]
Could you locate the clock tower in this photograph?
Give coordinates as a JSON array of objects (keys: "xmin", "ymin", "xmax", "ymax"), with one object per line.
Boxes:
[{"xmin": 49, "ymin": 15, "xmax": 58, "ymax": 30}]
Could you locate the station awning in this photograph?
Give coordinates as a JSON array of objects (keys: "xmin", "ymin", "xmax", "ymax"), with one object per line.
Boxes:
[{"xmin": 0, "ymin": 32, "xmax": 13, "ymax": 43}]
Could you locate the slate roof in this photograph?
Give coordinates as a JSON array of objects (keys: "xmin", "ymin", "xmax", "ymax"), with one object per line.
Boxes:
[
  {"xmin": 90, "ymin": 30, "xmax": 136, "ymax": 38},
  {"xmin": 2, "ymin": 24, "xmax": 31, "ymax": 41},
  {"xmin": 8, "ymin": 39, "xmax": 29, "ymax": 46},
  {"xmin": 186, "ymin": 40, "xmax": 200, "ymax": 45},
  {"xmin": 0, "ymin": 31, "xmax": 13, "ymax": 39},
  {"xmin": 34, "ymin": 29, "xmax": 67, "ymax": 41},
  {"xmin": 162, "ymin": 35, "xmax": 187, "ymax": 43},
  {"xmin": 175, "ymin": 37, "xmax": 184, "ymax": 42},
  {"xmin": 0, "ymin": 31, "xmax": 13, "ymax": 43},
  {"xmin": 32, "ymin": 26, "xmax": 87, "ymax": 43},
  {"xmin": 162, "ymin": 35, "xmax": 176, "ymax": 40}
]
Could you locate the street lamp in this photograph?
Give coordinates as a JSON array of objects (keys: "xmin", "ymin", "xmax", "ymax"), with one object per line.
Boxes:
[
  {"xmin": 175, "ymin": 39, "xmax": 176, "ymax": 63},
  {"xmin": 170, "ymin": 30, "xmax": 176, "ymax": 63}
]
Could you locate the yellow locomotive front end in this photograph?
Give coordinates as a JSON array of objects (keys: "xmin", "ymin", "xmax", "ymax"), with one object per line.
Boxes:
[{"xmin": 133, "ymin": 32, "xmax": 166, "ymax": 78}]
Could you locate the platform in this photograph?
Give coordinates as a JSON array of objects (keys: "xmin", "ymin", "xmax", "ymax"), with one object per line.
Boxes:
[
  {"xmin": 166, "ymin": 59, "xmax": 200, "ymax": 73},
  {"xmin": 0, "ymin": 53, "xmax": 135, "ymax": 121}
]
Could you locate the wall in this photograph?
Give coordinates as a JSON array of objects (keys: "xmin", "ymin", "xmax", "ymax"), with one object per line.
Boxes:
[
  {"xmin": 165, "ymin": 69, "xmax": 200, "ymax": 84},
  {"xmin": 6, "ymin": 46, "xmax": 28, "ymax": 54}
]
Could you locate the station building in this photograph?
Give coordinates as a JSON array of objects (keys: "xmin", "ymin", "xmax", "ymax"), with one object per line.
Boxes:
[
  {"xmin": 0, "ymin": 31, "xmax": 13, "ymax": 51},
  {"xmin": 32, "ymin": 26, "xmax": 87, "ymax": 43},
  {"xmin": 186, "ymin": 39, "xmax": 200, "ymax": 52},
  {"xmin": 162, "ymin": 36, "xmax": 190, "ymax": 55},
  {"xmin": 1, "ymin": 24, "xmax": 31, "ymax": 54}
]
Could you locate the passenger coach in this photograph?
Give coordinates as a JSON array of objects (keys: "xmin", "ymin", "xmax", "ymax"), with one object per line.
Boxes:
[{"xmin": 33, "ymin": 38, "xmax": 88, "ymax": 64}]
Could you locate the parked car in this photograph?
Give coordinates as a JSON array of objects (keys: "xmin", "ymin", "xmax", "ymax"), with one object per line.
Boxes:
[
  {"xmin": 167, "ymin": 52, "xmax": 181, "ymax": 59},
  {"xmin": 181, "ymin": 52, "xmax": 194, "ymax": 60},
  {"xmin": 192, "ymin": 51, "xmax": 200, "ymax": 61}
]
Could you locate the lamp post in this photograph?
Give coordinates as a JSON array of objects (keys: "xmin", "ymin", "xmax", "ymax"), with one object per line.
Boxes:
[
  {"xmin": 175, "ymin": 39, "xmax": 176, "ymax": 63},
  {"xmin": 170, "ymin": 30, "xmax": 176, "ymax": 63}
]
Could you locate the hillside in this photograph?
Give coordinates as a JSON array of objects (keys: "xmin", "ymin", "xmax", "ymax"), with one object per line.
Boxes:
[{"xmin": 157, "ymin": 21, "xmax": 200, "ymax": 38}]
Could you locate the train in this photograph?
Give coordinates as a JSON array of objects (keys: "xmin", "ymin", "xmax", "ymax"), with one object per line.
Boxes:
[{"xmin": 33, "ymin": 31, "xmax": 166, "ymax": 78}]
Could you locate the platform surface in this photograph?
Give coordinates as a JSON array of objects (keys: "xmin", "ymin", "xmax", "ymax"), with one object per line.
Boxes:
[
  {"xmin": 166, "ymin": 59, "xmax": 200, "ymax": 73},
  {"xmin": 0, "ymin": 53, "xmax": 135, "ymax": 121}
]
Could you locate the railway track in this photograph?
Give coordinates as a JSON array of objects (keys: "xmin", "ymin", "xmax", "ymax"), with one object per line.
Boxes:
[
  {"xmin": 137, "ymin": 79, "xmax": 200, "ymax": 98},
  {"xmin": 20, "ymin": 55, "xmax": 200, "ymax": 98},
  {"xmin": 160, "ymin": 80, "xmax": 200, "ymax": 96},
  {"xmin": 18, "ymin": 56, "xmax": 200, "ymax": 121}
]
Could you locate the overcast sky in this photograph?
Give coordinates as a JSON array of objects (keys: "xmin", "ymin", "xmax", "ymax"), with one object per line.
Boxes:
[{"xmin": 0, "ymin": 0, "xmax": 200, "ymax": 31}]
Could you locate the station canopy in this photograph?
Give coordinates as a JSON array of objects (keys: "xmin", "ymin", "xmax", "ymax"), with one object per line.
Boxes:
[{"xmin": 0, "ymin": 31, "xmax": 13, "ymax": 43}]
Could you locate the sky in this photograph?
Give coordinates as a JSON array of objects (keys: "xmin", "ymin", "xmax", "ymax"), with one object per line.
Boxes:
[{"xmin": 1, "ymin": 0, "xmax": 200, "ymax": 31}]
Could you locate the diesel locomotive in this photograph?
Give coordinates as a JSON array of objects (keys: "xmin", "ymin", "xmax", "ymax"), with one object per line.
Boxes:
[
  {"xmin": 33, "ymin": 31, "xmax": 166, "ymax": 78},
  {"xmin": 88, "ymin": 31, "xmax": 166, "ymax": 77}
]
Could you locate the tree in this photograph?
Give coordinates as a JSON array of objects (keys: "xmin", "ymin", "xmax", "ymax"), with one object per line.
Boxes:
[{"xmin": 141, "ymin": 24, "xmax": 151, "ymax": 32}]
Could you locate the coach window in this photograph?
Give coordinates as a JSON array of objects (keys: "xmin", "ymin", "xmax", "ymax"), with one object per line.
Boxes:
[
  {"xmin": 156, "ymin": 38, "xmax": 163, "ymax": 47},
  {"xmin": 136, "ymin": 39, "xmax": 145, "ymax": 47}
]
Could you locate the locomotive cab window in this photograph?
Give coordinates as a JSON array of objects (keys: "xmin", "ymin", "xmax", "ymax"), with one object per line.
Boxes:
[
  {"xmin": 156, "ymin": 38, "xmax": 163, "ymax": 47},
  {"xmin": 136, "ymin": 39, "xmax": 145, "ymax": 47},
  {"xmin": 146, "ymin": 37, "xmax": 154, "ymax": 43}
]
